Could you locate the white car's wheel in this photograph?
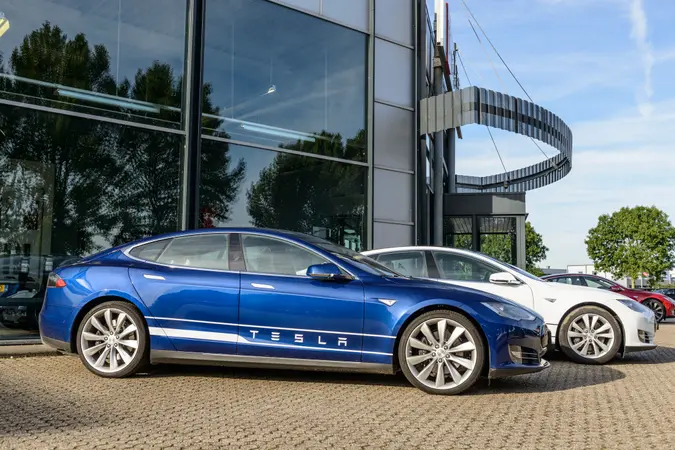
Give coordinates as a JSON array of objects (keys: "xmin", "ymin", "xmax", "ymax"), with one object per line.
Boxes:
[
  {"xmin": 398, "ymin": 310, "xmax": 485, "ymax": 395},
  {"xmin": 76, "ymin": 301, "xmax": 148, "ymax": 378},
  {"xmin": 558, "ymin": 306, "xmax": 622, "ymax": 365}
]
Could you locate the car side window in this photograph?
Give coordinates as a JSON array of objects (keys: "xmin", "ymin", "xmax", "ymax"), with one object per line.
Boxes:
[
  {"xmin": 241, "ymin": 234, "xmax": 328, "ymax": 276},
  {"xmin": 129, "ymin": 239, "xmax": 171, "ymax": 261},
  {"xmin": 584, "ymin": 278, "xmax": 613, "ymax": 289},
  {"xmin": 554, "ymin": 276, "xmax": 583, "ymax": 286},
  {"xmin": 155, "ymin": 234, "xmax": 230, "ymax": 270},
  {"xmin": 432, "ymin": 252, "xmax": 500, "ymax": 283},
  {"xmin": 374, "ymin": 252, "xmax": 428, "ymax": 278}
]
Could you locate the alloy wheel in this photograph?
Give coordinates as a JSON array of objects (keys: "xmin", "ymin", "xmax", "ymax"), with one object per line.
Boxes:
[
  {"xmin": 80, "ymin": 308, "xmax": 140, "ymax": 374},
  {"xmin": 404, "ymin": 318, "xmax": 478, "ymax": 390},
  {"xmin": 645, "ymin": 300, "xmax": 665, "ymax": 322},
  {"xmin": 566, "ymin": 313, "xmax": 615, "ymax": 360}
]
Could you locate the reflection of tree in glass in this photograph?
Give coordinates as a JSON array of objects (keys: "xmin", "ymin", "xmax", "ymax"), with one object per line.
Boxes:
[
  {"xmin": 246, "ymin": 130, "xmax": 366, "ymax": 249},
  {"xmin": 0, "ymin": 22, "xmax": 245, "ymax": 255}
]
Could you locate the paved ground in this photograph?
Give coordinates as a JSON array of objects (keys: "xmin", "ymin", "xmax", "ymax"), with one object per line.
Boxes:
[{"xmin": 1, "ymin": 323, "xmax": 674, "ymax": 450}]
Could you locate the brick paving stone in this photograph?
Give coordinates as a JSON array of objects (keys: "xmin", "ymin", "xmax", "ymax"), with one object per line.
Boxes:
[{"xmin": 1, "ymin": 322, "xmax": 674, "ymax": 449}]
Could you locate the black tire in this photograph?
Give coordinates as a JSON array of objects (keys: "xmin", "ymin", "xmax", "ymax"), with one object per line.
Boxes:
[
  {"xmin": 559, "ymin": 305, "xmax": 622, "ymax": 365},
  {"xmin": 643, "ymin": 299, "xmax": 666, "ymax": 323},
  {"xmin": 398, "ymin": 310, "xmax": 485, "ymax": 395},
  {"xmin": 76, "ymin": 301, "xmax": 149, "ymax": 378}
]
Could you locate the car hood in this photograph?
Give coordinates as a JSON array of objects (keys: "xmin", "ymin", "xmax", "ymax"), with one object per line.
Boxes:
[
  {"xmin": 538, "ymin": 280, "xmax": 632, "ymax": 302},
  {"xmin": 380, "ymin": 276, "xmax": 540, "ymax": 313}
]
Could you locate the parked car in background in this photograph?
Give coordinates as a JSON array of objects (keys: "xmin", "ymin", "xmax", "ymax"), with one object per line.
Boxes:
[
  {"xmin": 541, "ymin": 273, "xmax": 675, "ymax": 323},
  {"xmin": 362, "ymin": 246, "xmax": 658, "ymax": 365},
  {"xmin": 653, "ymin": 288, "xmax": 675, "ymax": 301},
  {"xmin": 39, "ymin": 228, "xmax": 550, "ymax": 395}
]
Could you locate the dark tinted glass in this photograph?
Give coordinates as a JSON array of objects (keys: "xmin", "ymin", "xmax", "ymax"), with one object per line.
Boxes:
[
  {"xmin": 203, "ymin": 0, "xmax": 367, "ymax": 161},
  {"xmin": 240, "ymin": 234, "xmax": 326, "ymax": 276},
  {"xmin": 376, "ymin": 252, "xmax": 428, "ymax": 277},
  {"xmin": 129, "ymin": 240, "xmax": 171, "ymax": 262},
  {"xmin": 0, "ymin": 0, "xmax": 186, "ymax": 128},
  {"xmin": 0, "ymin": 104, "xmax": 179, "ymax": 340},
  {"xmin": 199, "ymin": 141, "xmax": 366, "ymax": 251},
  {"xmin": 433, "ymin": 252, "xmax": 500, "ymax": 282},
  {"xmin": 157, "ymin": 234, "xmax": 230, "ymax": 270}
]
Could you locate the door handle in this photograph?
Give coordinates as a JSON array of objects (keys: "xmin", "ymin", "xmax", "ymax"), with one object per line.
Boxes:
[
  {"xmin": 143, "ymin": 274, "xmax": 165, "ymax": 281},
  {"xmin": 251, "ymin": 283, "xmax": 275, "ymax": 290}
]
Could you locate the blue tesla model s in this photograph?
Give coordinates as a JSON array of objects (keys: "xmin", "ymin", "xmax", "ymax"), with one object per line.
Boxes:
[{"xmin": 40, "ymin": 228, "xmax": 549, "ymax": 395}]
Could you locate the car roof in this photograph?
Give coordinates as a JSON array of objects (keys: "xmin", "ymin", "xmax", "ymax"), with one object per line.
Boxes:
[{"xmin": 362, "ymin": 246, "xmax": 477, "ymax": 256}]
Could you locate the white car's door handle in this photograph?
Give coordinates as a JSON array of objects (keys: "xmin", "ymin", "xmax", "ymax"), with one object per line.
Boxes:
[
  {"xmin": 251, "ymin": 283, "xmax": 275, "ymax": 290},
  {"xmin": 143, "ymin": 274, "xmax": 165, "ymax": 281}
]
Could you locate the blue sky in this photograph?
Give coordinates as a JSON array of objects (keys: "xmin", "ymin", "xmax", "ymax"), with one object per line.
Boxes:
[{"xmin": 445, "ymin": 0, "xmax": 675, "ymax": 268}]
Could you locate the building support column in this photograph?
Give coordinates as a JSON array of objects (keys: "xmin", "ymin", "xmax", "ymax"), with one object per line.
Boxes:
[
  {"xmin": 179, "ymin": 0, "xmax": 206, "ymax": 230},
  {"xmin": 432, "ymin": 47, "xmax": 444, "ymax": 246}
]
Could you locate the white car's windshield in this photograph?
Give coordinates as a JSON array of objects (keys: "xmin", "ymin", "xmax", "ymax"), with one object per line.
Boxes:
[{"xmin": 474, "ymin": 251, "xmax": 543, "ymax": 282}]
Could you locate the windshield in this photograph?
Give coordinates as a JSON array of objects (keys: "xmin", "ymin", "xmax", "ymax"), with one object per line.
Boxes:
[
  {"xmin": 474, "ymin": 251, "xmax": 543, "ymax": 282},
  {"xmin": 316, "ymin": 242, "xmax": 407, "ymax": 278}
]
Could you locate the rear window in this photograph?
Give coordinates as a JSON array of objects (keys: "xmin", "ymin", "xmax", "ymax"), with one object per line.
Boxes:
[{"xmin": 128, "ymin": 239, "xmax": 171, "ymax": 262}]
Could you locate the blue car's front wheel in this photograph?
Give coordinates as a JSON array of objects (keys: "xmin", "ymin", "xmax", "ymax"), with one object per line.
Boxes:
[{"xmin": 398, "ymin": 310, "xmax": 485, "ymax": 395}]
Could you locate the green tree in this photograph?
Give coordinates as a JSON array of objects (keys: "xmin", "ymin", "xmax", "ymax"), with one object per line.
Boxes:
[
  {"xmin": 0, "ymin": 22, "xmax": 245, "ymax": 253},
  {"xmin": 246, "ymin": 130, "xmax": 366, "ymax": 249},
  {"xmin": 477, "ymin": 221, "xmax": 548, "ymax": 275},
  {"xmin": 525, "ymin": 222, "xmax": 548, "ymax": 276},
  {"xmin": 585, "ymin": 206, "xmax": 675, "ymax": 287}
]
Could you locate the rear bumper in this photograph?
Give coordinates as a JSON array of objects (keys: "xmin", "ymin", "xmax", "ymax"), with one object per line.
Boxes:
[{"xmin": 41, "ymin": 335, "xmax": 71, "ymax": 353}]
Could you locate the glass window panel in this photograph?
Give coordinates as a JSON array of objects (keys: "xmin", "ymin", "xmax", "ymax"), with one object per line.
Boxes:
[
  {"xmin": 203, "ymin": 0, "xmax": 367, "ymax": 161},
  {"xmin": 129, "ymin": 239, "xmax": 171, "ymax": 262},
  {"xmin": 241, "ymin": 234, "xmax": 326, "ymax": 276},
  {"xmin": 433, "ymin": 252, "xmax": 500, "ymax": 283},
  {"xmin": 0, "ymin": 104, "xmax": 179, "ymax": 341},
  {"xmin": 375, "ymin": 251, "xmax": 427, "ymax": 278},
  {"xmin": 0, "ymin": 0, "xmax": 186, "ymax": 129},
  {"xmin": 157, "ymin": 234, "xmax": 229, "ymax": 270},
  {"xmin": 199, "ymin": 140, "xmax": 366, "ymax": 251}
]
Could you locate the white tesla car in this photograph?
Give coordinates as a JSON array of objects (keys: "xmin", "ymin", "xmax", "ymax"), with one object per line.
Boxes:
[{"xmin": 361, "ymin": 246, "xmax": 658, "ymax": 365}]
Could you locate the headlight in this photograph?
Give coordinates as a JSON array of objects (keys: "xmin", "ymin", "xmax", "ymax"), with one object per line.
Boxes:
[
  {"xmin": 482, "ymin": 302, "xmax": 536, "ymax": 321},
  {"xmin": 617, "ymin": 299, "xmax": 652, "ymax": 315}
]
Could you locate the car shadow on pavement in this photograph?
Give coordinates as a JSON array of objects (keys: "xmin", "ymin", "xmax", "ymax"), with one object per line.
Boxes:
[
  {"xmin": 144, "ymin": 363, "xmax": 413, "ymax": 388},
  {"xmin": 609, "ymin": 346, "xmax": 675, "ymax": 365},
  {"xmin": 144, "ymin": 353, "xmax": 629, "ymax": 395}
]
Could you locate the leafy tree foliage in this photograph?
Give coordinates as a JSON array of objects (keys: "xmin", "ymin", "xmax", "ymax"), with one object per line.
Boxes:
[
  {"xmin": 585, "ymin": 206, "xmax": 675, "ymax": 284},
  {"xmin": 0, "ymin": 22, "xmax": 245, "ymax": 255},
  {"xmin": 246, "ymin": 130, "xmax": 366, "ymax": 249},
  {"xmin": 477, "ymin": 221, "xmax": 548, "ymax": 275}
]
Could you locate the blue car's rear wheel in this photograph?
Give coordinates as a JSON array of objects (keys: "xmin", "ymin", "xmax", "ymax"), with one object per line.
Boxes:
[
  {"xmin": 76, "ymin": 301, "xmax": 148, "ymax": 378},
  {"xmin": 398, "ymin": 310, "xmax": 485, "ymax": 395}
]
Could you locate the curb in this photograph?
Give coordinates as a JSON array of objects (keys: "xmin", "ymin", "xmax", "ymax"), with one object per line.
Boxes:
[{"xmin": 0, "ymin": 344, "xmax": 61, "ymax": 358}]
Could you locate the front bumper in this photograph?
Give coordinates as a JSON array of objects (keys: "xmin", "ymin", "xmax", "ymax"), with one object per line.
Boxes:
[
  {"xmin": 487, "ymin": 323, "xmax": 551, "ymax": 378},
  {"xmin": 622, "ymin": 308, "xmax": 658, "ymax": 353}
]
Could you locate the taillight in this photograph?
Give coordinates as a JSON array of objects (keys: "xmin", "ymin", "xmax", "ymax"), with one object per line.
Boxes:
[{"xmin": 47, "ymin": 272, "xmax": 66, "ymax": 288}]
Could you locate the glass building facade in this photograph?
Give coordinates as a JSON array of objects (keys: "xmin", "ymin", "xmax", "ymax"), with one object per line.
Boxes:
[{"xmin": 1, "ymin": 0, "xmax": 425, "ymax": 342}]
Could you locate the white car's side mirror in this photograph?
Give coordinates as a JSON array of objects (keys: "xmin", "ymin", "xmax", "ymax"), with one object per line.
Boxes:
[{"xmin": 489, "ymin": 272, "xmax": 521, "ymax": 285}]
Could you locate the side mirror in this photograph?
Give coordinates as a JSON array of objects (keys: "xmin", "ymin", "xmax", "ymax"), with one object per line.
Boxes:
[
  {"xmin": 306, "ymin": 263, "xmax": 352, "ymax": 281},
  {"xmin": 489, "ymin": 272, "xmax": 521, "ymax": 286},
  {"xmin": 609, "ymin": 285, "xmax": 623, "ymax": 292}
]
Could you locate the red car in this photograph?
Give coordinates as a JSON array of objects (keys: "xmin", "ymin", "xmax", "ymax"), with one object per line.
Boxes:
[{"xmin": 541, "ymin": 273, "xmax": 675, "ymax": 322}]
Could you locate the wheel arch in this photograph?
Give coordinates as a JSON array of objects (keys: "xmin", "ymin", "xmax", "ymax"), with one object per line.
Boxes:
[
  {"xmin": 391, "ymin": 303, "xmax": 490, "ymax": 376},
  {"xmin": 556, "ymin": 302, "xmax": 626, "ymax": 353},
  {"xmin": 69, "ymin": 295, "xmax": 150, "ymax": 354}
]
